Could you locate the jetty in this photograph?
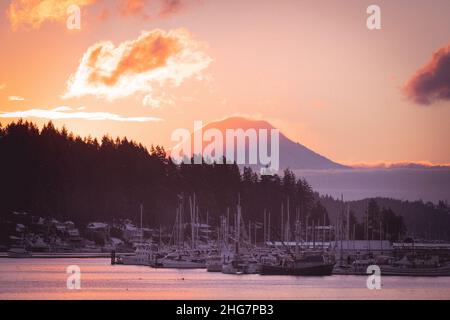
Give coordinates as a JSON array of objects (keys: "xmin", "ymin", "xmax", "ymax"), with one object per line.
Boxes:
[{"xmin": 0, "ymin": 252, "xmax": 133, "ymax": 259}]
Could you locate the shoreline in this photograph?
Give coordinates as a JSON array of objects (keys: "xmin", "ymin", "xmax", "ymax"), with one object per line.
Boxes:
[{"xmin": 0, "ymin": 252, "xmax": 132, "ymax": 259}]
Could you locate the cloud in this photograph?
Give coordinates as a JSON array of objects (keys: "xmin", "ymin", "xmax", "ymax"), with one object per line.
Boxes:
[
  {"xmin": 7, "ymin": 1, "xmax": 197, "ymax": 30},
  {"xmin": 119, "ymin": 0, "xmax": 146, "ymax": 17},
  {"xmin": 403, "ymin": 43, "xmax": 450, "ymax": 105},
  {"xmin": 0, "ymin": 84, "xmax": 6, "ymax": 91},
  {"xmin": 0, "ymin": 106, "xmax": 162, "ymax": 122},
  {"xmin": 64, "ymin": 28, "xmax": 211, "ymax": 107},
  {"xmin": 7, "ymin": 0, "xmax": 96, "ymax": 30},
  {"xmin": 8, "ymin": 96, "xmax": 25, "ymax": 101},
  {"xmin": 118, "ymin": 0, "xmax": 187, "ymax": 18}
]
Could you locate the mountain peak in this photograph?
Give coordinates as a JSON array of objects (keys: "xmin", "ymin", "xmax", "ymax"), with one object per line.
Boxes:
[
  {"xmin": 205, "ymin": 117, "xmax": 274, "ymax": 131},
  {"xmin": 175, "ymin": 116, "xmax": 348, "ymax": 171}
]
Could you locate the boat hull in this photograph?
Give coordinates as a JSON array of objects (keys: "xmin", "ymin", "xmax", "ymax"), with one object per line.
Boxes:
[
  {"xmin": 381, "ymin": 268, "xmax": 450, "ymax": 276},
  {"xmin": 121, "ymin": 256, "xmax": 150, "ymax": 266},
  {"xmin": 158, "ymin": 259, "xmax": 206, "ymax": 269},
  {"xmin": 222, "ymin": 261, "xmax": 261, "ymax": 274},
  {"xmin": 333, "ymin": 265, "xmax": 450, "ymax": 277},
  {"xmin": 206, "ymin": 263, "xmax": 223, "ymax": 272},
  {"xmin": 260, "ymin": 263, "xmax": 334, "ymax": 276},
  {"xmin": 222, "ymin": 263, "xmax": 246, "ymax": 274}
]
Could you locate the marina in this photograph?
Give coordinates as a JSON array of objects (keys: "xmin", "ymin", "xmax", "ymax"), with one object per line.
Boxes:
[
  {"xmin": 110, "ymin": 243, "xmax": 450, "ymax": 277},
  {"xmin": 4, "ymin": 199, "xmax": 450, "ymax": 278},
  {"xmin": 107, "ymin": 198, "xmax": 450, "ymax": 278}
]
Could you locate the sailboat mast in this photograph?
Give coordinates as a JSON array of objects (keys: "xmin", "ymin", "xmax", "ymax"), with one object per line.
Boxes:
[
  {"xmin": 346, "ymin": 203, "xmax": 350, "ymax": 241},
  {"xmin": 226, "ymin": 207, "xmax": 230, "ymax": 248},
  {"xmin": 264, "ymin": 209, "xmax": 267, "ymax": 244},
  {"xmin": 286, "ymin": 196, "xmax": 290, "ymax": 242},
  {"xmin": 236, "ymin": 194, "xmax": 241, "ymax": 254},
  {"xmin": 140, "ymin": 204, "xmax": 143, "ymax": 243},
  {"xmin": 281, "ymin": 202, "xmax": 284, "ymax": 242},
  {"xmin": 189, "ymin": 194, "xmax": 194, "ymax": 250}
]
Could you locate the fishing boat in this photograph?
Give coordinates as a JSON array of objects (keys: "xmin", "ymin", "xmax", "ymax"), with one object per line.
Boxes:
[{"xmin": 260, "ymin": 254, "xmax": 334, "ymax": 276}]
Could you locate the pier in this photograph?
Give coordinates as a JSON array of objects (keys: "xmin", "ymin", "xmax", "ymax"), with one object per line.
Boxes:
[{"xmin": 0, "ymin": 252, "xmax": 133, "ymax": 259}]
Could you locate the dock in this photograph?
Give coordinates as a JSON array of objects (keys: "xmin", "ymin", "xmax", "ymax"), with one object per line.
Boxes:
[{"xmin": 0, "ymin": 252, "xmax": 134, "ymax": 259}]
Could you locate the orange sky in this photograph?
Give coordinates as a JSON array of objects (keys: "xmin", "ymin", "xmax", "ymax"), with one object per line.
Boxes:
[{"xmin": 1, "ymin": 0, "xmax": 450, "ymax": 165}]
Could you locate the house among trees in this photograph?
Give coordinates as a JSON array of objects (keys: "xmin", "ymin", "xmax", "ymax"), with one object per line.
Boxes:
[{"xmin": 86, "ymin": 222, "xmax": 110, "ymax": 245}]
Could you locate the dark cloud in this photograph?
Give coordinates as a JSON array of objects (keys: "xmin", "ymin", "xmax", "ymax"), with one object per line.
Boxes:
[{"xmin": 403, "ymin": 43, "xmax": 450, "ymax": 105}]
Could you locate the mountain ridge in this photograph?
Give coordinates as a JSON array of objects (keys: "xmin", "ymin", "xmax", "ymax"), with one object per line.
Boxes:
[{"xmin": 182, "ymin": 116, "xmax": 349, "ymax": 170}]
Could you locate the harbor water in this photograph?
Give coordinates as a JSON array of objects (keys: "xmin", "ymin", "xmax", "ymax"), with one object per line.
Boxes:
[{"xmin": 1, "ymin": 258, "xmax": 450, "ymax": 300}]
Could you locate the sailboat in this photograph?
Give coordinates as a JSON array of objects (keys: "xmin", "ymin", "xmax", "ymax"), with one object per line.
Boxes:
[
  {"xmin": 158, "ymin": 194, "xmax": 207, "ymax": 269},
  {"xmin": 207, "ymin": 215, "xmax": 231, "ymax": 272},
  {"xmin": 221, "ymin": 196, "xmax": 261, "ymax": 274},
  {"xmin": 120, "ymin": 205, "xmax": 155, "ymax": 266},
  {"xmin": 222, "ymin": 252, "xmax": 261, "ymax": 274}
]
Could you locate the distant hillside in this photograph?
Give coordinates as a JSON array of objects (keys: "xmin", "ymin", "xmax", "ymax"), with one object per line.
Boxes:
[
  {"xmin": 296, "ymin": 167, "xmax": 450, "ymax": 203},
  {"xmin": 351, "ymin": 162, "xmax": 450, "ymax": 169},
  {"xmin": 318, "ymin": 195, "xmax": 450, "ymax": 240}
]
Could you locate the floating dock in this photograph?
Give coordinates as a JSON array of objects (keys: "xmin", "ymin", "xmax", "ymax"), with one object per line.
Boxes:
[{"xmin": 0, "ymin": 252, "xmax": 133, "ymax": 259}]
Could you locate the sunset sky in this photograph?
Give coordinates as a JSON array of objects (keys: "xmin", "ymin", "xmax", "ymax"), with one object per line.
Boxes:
[{"xmin": 1, "ymin": 0, "xmax": 450, "ymax": 165}]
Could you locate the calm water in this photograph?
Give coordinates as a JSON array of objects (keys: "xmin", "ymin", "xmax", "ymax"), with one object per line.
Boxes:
[{"xmin": 1, "ymin": 258, "xmax": 450, "ymax": 300}]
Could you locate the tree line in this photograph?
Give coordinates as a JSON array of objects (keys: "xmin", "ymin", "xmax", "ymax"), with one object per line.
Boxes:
[{"xmin": 0, "ymin": 120, "xmax": 418, "ymax": 242}]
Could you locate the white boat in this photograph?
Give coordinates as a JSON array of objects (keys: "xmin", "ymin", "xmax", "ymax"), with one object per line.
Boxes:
[
  {"xmin": 7, "ymin": 248, "xmax": 32, "ymax": 258},
  {"xmin": 158, "ymin": 252, "xmax": 206, "ymax": 269},
  {"xmin": 121, "ymin": 243, "xmax": 155, "ymax": 266},
  {"xmin": 221, "ymin": 198, "xmax": 261, "ymax": 274},
  {"xmin": 120, "ymin": 205, "xmax": 158, "ymax": 266}
]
